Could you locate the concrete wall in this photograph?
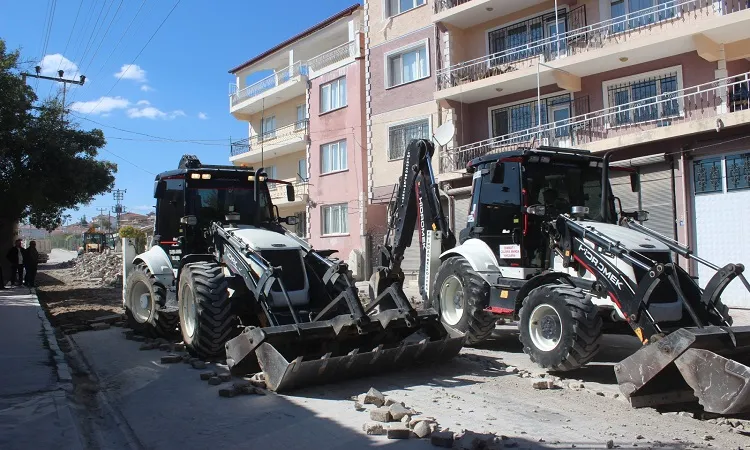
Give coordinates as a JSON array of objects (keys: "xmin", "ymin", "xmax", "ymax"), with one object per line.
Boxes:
[
  {"xmin": 369, "ymin": 26, "xmax": 437, "ymax": 116},
  {"xmin": 367, "ymin": 0, "xmax": 433, "ymax": 47},
  {"xmin": 307, "ymin": 61, "xmax": 367, "ymax": 263}
]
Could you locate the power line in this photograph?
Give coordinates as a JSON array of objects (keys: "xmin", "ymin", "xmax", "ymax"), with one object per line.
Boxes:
[
  {"xmin": 57, "ymin": 0, "xmax": 84, "ymax": 73},
  {"xmin": 70, "ymin": 113, "xmax": 226, "ymax": 142},
  {"xmin": 80, "ymin": 0, "xmax": 125, "ymax": 75},
  {"xmin": 76, "ymin": 0, "xmax": 110, "ymax": 75},
  {"xmin": 101, "ymin": 148, "xmax": 156, "ymax": 176},
  {"xmin": 84, "ymin": 0, "xmax": 181, "ymax": 115}
]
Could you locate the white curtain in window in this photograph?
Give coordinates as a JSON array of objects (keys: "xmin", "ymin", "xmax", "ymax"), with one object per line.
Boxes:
[
  {"xmin": 338, "ymin": 79, "xmax": 347, "ymax": 109},
  {"xmin": 323, "ymin": 204, "xmax": 348, "ymax": 234},
  {"xmin": 321, "ymin": 140, "xmax": 347, "ymax": 173},
  {"xmin": 388, "ymin": 0, "xmax": 399, "ymax": 16},
  {"xmin": 321, "ymin": 84, "xmax": 331, "ymax": 113},
  {"xmin": 402, "ymin": 51, "xmax": 418, "ymax": 84},
  {"xmin": 298, "ymin": 158, "xmax": 307, "ymax": 180}
]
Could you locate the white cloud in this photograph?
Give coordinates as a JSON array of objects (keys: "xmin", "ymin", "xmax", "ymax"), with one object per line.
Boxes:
[
  {"xmin": 126, "ymin": 105, "xmax": 185, "ymax": 120},
  {"xmin": 136, "ymin": 100, "xmax": 150, "ymax": 106},
  {"xmin": 40, "ymin": 54, "xmax": 81, "ymax": 78},
  {"xmin": 69, "ymin": 96, "xmax": 130, "ymax": 115},
  {"xmin": 140, "ymin": 84, "xmax": 153, "ymax": 92},
  {"xmin": 198, "ymin": 112, "xmax": 208, "ymax": 120},
  {"xmin": 115, "ymin": 64, "xmax": 147, "ymax": 83}
]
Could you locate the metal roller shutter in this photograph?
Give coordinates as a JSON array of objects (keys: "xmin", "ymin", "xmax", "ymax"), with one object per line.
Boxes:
[
  {"xmin": 639, "ymin": 162, "xmax": 675, "ymax": 239},
  {"xmin": 610, "ymin": 172, "xmax": 639, "ymax": 214},
  {"xmin": 453, "ymin": 194, "xmax": 472, "ymax": 234}
]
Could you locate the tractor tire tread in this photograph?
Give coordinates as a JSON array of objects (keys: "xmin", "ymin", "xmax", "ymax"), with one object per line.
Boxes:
[{"xmin": 125, "ymin": 263, "xmax": 179, "ymax": 339}]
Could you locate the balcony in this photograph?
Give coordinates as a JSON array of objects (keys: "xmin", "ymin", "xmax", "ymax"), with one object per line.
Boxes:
[
  {"xmin": 229, "ymin": 62, "xmax": 308, "ymax": 116},
  {"xmin": 440, "ymin": 72, "xmax": 750, "ymax": 173},
  {"xmin": 307, "ymin": 40, "xmax": 359, "ymax": 77},
  {"xmin": 230, "ymin": 120, "xmax": 309, "ymax": 164},
  {"xmin": 433, "ymin": 0, "xmax": 547, "ymax": 29},
  {"xmin": 269, "ymin": 179, "xmax": 308, "ymax": 207},
  {"xmin": 436, "ymin": 0, "xmax": 750, "ymax": 104}
]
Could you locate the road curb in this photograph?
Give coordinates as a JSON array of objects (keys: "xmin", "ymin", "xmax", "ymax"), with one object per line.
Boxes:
[{"xmin": 31, "ymin": 287, "xmax": 74, "ymax": 385}]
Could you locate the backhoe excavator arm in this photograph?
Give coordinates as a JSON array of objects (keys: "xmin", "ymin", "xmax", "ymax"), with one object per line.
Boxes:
[{"xmin": 372, "ymin": 139, "xmax": 456, "ymax": 308}]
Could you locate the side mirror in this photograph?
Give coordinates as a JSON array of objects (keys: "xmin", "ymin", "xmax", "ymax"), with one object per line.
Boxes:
[
  {"xmin": 490, "ymin": 163, "xmax": 505, "ymax": 184},
  {"xmin": 284, "ymin": 216, "xmax": 299, "ymax": 226},
  {"xmin": 154, "ymin": 180, "xmax": 166, "ymax": 198},
  {"xmin": 180, "ymin": 215, "xmax": 197, "ymax": 226},
  {"xmin": 630, "ymin": 172, "xmax": 641, "ymax": 192},
  {"xmin": 286, "ymin": 184, "xmax": 295, "ymax": 202}
]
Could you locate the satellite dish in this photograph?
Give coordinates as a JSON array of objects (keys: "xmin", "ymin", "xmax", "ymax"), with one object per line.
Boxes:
[{"xmin": 433, "ymin": 121, "xmax": 455, "ymax": 147}]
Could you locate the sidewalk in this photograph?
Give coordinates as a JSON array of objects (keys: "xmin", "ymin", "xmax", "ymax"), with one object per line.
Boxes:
[{"xmin": 0, "ymin": 286, "xmax": 83, "ymax": 450}]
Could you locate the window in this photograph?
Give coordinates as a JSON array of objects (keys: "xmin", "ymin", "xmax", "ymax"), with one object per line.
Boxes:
[
  {"xmin": 388, "ymin": 119, "xmax": 430, "ymax": 160},
  {"xmin": 490, "ymin": 94, "xmax": 572, "ymax": 138},
  {"xmin": 320, "ymin": 78, "xmax": 347, "ymax": 113},
  {"xmin": 693, "ymin": 158, "xmax": 723, "ymax": 194},
  {"xmin": 387, "ymin": 43, "xmax": 429, "ymax": 88},
  {"xmin": 321, "ymin": 140, "xmax": 347, "ymax": 174},
  {"xmin": 298, "ymin": 158, "xmax": 307, "ymax": 180},
  {"xmin": 385, "ymin": 0, "xmax": 425, "ymax": 18},
  {"xmin": 610, "ymin": 0, "xmax": 677, "ymax": 33},
  {"xmin": 260, "ymin": 116, "xmax": 275, "ymax": 141},
  {"xmin": 727, "ymin": 153, "xmax": 750, "ymax": 191},
  {"xmin": 487, "ymin": 10, "xmax": 567, "ymax": 64},
  {"xmin": 322, "ymin": 204, "xmax": 348, "ymax": 235},
  {"xmin": 605, "ymin": 70, "xmax": 680, "ymax": 126},
  {"xmin": 265, "ymin": 165, "xmax": 276, "ymax": 182},
  {"xmin": 295, "ymin": 104, "xmax": 307, "ymax": 130}
]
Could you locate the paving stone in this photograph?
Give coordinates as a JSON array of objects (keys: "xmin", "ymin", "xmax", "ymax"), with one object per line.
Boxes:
[
  {"xmin": 362, "ymin": 422, "xmax": 387, "ymax": 436},
  {"xmin": 369, "ymin": 407, "xmax": 391, "ymax": 423},
  {"xmin": 219, "ymin": 388, "xmax": 237, "ymax": 398},
  {"xmin": 132, "ymin": 335, "xmax": 146, "ymax": 342},
  {"xmin": 363, "ymin": 387, "xmax": 385, "ymax": 407},
  {"xmin": 386, "ymin": 425, "xmax": 411, "ymax": 439},
  {"xmin": 531, "ymin": 379, "xmax": 550, "ymax": 390},
  {"xmin": 389, "ymin": 403, "xmax": 410, "ymax": 421},
  {"xmin": 173, "ymin": 343, "xmax": 185, "ymax": 352},
  {"xmin": 414, "ymin": 421, "xmax": 432, "ymax": 438},
  {"xmin": 159, "ymin": 343, "xmax": 171, "ymax": 351},
  {"xmin": 354, "ymin": 401, "xmax": 366, "ymax": 412},
  {"xmin": 191, "ymin": 360, "xmax": 207, "ymax": 369},
  {"xmin": 218, "ymin": 373, "xmax": 232, "ymax": 382},
  {"xmin": 200, "ymin": 371, "xmax": 217, "ymax": 381},
  {"xmin": 91, "ymin": 323, "xmax": 110, "ymax": 330},
  {"xmin": 139, "ymin": 343, "xmax": 157, "ymax": 351},
  {"xmin": 208, "ymin": 377, "xmax": 221, "ymax": 386},
  {"xmin": 161, "ymin": 354, "xmax": 182, "ymax": 364},
  {"xmin": 385, "ymin": 398, "xmax": 403, "ymax": 407},
  {"xmin": 431, "ymin": 431, "xmax": 454, "ymax": 448}
]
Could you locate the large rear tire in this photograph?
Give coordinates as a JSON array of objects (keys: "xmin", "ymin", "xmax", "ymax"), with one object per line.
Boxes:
[
  {"xmin": 428, "ymin": 256, "xmax": 495, "ymax": 345},
  {"xmin": 519, "ymin": 284, "xmax": 602, "ymax": 371},
  {"xmin": 178, "ymin": 262, "xmax": 237, "ymax": 359},
  {"xmin": 124, "ymin": 263, "xmax": 179, "ymax": 339}
]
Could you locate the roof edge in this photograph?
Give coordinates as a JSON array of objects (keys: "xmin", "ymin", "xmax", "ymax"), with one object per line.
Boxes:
[{"xmin": 228, "ymin": 3, "xmax": 361, "ymax": 75}]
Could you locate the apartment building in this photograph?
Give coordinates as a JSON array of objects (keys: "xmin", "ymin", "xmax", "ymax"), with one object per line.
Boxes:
[
  {"xmin": 427, "ymin": 0, "xmax": 750, "ymax": 306},
  {"xmin": 228, "ymin": 5, "xmax": 369, "ymax": 278}
]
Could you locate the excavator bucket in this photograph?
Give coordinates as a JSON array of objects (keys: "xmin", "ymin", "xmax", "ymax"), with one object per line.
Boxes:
[
  {"xmin": 225, "ymin": 308, "xmax": 464, "ymax": 392},
  {"xmin": 615, "ymin": 326, "xmax": 750, "ymax": 415}
]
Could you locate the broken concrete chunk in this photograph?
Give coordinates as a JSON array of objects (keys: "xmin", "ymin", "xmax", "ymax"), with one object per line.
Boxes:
[
  {"xmin": 219, "ymin": 388, "xmax": 237, "ymax": 398},
  {"xmin": 431, "ymin": 431, "xmax": 455, "ymax": 448},
  {"xmin": 200, "ymin": 371, "xmax": 217, "ymax": 381},
  {"xmin": 414, "ymin": 421, "xmax": 432, "ymax": 438},
  {"xmin": 161, "ymin": 354, "xmax": 182, "ymax": 364},
  {"xmin": 354, "ymin": 401, "xmax": 366, "ymax": 412},
  {"xmin": 389, "ymin": 403, "xmax": 409, "ymax": 421},
  {"xmin": 385, "ymin": 398, "xmax": 404, "ymax": 407},
  {"xmin": 218, "ymin": 373, "xmax": 232, "ymax": 382},
  {"xmin": 505, "ymin": 366, "xmax": 519, "ymax": 374},
  {"xmin": 158, "ymin": 343, "xmax": 171, "ymax": 351},
  {"xmin": 363, "ymin": 387, "xmax": 385, "ymax": 407},
  {"xmin": 208, "ymin": 377, "xmax": 221, "ymax": 386},
  {"xmin": 362, "ymin": 422, "xmax": 387, "ymax": 436},
  {"xmin": 386, "ymin": 425, "xmax": 411, "ymax": 440},
  {"xmin": 531, "ymin": 379, "xmax": 550, "ymax": 390},
  {"xmin": 401, "ymin": 414, "xmax": 411, "ymax": 426},
  {"xmin": 369, "ymin": 407, "xmax": 391, "ymax": 423},
  {"xmin": 191, "ymin": 360, "xmax": 207, "ymax": 369}
]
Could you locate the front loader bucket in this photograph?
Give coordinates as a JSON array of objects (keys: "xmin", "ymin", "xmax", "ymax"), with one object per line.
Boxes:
[
  {"xmin": 615, "ymin": 326, "xmax": 750, "ymax": 415},
  {"xmin": 225, "ymin": 308, "xmax": 464, "ymax": 392}
]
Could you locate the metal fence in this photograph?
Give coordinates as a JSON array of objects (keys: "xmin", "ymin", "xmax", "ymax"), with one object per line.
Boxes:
[
  {"xmin": 230, "ymin": 120, "xmax": 309, "ymax": 157},
  {"xmin": 433, "ymin": 0, "xmax": 473, "ymax": 14},
  {"xmin": 441, "ymin": 72, "xmax": 750, "ymax": 172},
  {"xmin": 308, "ymin": 41, "xmax": 357, "ymax": 72},
  {"xmin": 230, "ymin": 61, "xmax": 307, "ymax": 107},
  {"xmin": 437, "ymin": 0, "xmax": 748, "ymax": 90}
]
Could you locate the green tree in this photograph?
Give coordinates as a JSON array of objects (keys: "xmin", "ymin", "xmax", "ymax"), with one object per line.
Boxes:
[
  {"xmin": 0, "ymin": 39, "xmax": 116, "ymax": 272},
  {"xmin": 119, "ymin": 226, "xmax": 147, "ymax": 252}
]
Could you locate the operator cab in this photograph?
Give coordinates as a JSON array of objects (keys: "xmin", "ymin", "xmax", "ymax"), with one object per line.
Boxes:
[{"xmin": 463, "ymin": 147, "xmax": 639, "ymax": 269}]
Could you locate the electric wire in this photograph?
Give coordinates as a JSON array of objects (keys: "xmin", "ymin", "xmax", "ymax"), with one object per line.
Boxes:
[{"xmin": 79, "ymin": 0, "xmax": 125, "ymax": 77}]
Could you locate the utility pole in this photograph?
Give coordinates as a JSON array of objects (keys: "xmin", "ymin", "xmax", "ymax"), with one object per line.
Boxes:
[
  {"xmin": 96, "ymin": 207, "xmax": 109, "ymax": 231},
  {"xmin": 22, "ymin": 66, "xmax": 86, "ymax": 121},
  {"xmin": 112, "ymin": 189, "xmax": 127, "ymax": 231}
]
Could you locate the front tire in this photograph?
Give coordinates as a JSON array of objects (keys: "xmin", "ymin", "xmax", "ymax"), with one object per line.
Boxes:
[
  {"xmin": 124, "ymin": 263, "xmax": 179, "ymax": 339},
  {"xmin": 178, "ymin": 262, "xmax": 237, "ymax": 359},
  {"xmin": 519, "ymin": 284, "xmax": 602, "ymax": 371},
  {"xmin": 428, "ymin": 256, "xmax": 495, "ymax": 345}
]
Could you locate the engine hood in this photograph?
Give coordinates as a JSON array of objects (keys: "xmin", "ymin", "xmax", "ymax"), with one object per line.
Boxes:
[
  {"xmin": 576, "ymin": 221, "xmax": 670, "ymax": 252},
  {"xmin": 226, "ymin": 225, "xmax": 301, "ymax": 251}
]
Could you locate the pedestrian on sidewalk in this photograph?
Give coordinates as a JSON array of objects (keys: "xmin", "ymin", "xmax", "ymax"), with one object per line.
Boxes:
[
  {"xmin": 6, "ymin": 239, "xmax": 26, "ymax": 287},
  {"xmin": 24, "ymin": 241, "xmax": 39, "ymax": 287}
]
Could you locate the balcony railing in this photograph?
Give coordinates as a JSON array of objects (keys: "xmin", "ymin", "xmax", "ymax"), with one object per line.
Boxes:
[
  {"xmin": 307, "ymin": 41, "xmax": 357, "ymax": 72},
  {"xmin": 437, "ymin": 0, "xmax": 748, "ymax": 90},
  {"xmin": 269, "ymin": 180, "xmax": 308, "ymax": 202},
  {"xmin": 441, "ymin": 72, "xmax": 750, "ymax": 172},
  {"xmin": 230, "ymin": 61, "xmax": 308, "ymax": 107},
  {"xmin": 230, "ymin": 119, "xmax": 309, "ymax": 157},
  {"xmin": 433, "ymin": 0, "xmax": 473, "ymax": 14}
]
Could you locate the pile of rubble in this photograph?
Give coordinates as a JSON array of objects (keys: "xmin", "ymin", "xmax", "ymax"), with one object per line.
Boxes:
[
  {"xmin": 69, "ymin": 251, "xmax": 123, "ymax": 287},
  {"xmin": 353, "ymin": 387, "xmax": 504, "ymax": 448}
]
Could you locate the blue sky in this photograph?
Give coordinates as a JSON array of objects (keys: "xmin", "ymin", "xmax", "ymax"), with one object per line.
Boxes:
[{"xmin": 1, "ymin": 0, "xmax": 358, "ymax": 225}]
